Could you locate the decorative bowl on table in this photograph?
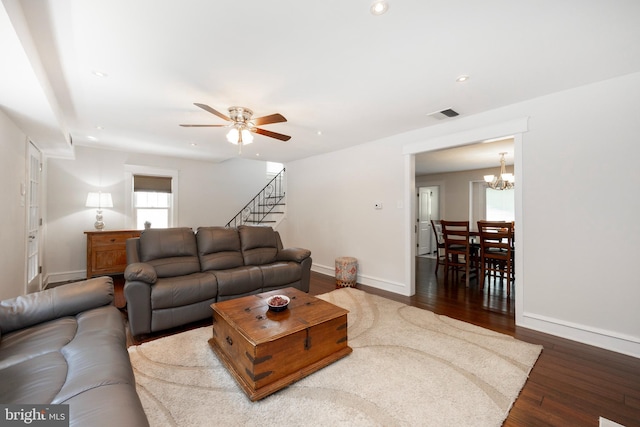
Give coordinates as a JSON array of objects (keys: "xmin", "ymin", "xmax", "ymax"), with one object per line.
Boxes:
[{"xmin": 267, "ymin": 295, "xmax": 290, "ymax": 312}]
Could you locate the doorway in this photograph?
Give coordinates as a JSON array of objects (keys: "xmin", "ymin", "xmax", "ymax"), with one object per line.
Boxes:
[
  {"xmin": 403, "ymin": 117, "xmax": 527, "ymax": 321},
  {"xmin": 417, "ymin": 186, "xmax": 439, "ymax": 256},
  {"xmin": 26, "ymin": 142, "xmax": 42, "ymax": 293}
]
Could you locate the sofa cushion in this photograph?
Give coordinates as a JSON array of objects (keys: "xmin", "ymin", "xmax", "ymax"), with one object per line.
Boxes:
[
  {"xmin": 151, "ymin": 299, "xmax": 216, "ymax": 333},
  {"xmin": 0, "ymin": 352, "xmax": 68, "ymax": 404},
  {"xmin": 147, "ymin": 256, "xmax": 201, "ymax": 279},
  {"xmin": 259, "ymin": 262, "xmax": 302, "ymax": 288},
  {"xmin": 54, "ymin": 307, "xmax": 136, "ymax": 405},
  {"xmin": 0, "ymin": 317, "xmax": 76, "ymax": 404},
  {"xmin": 0, "ymin": 305, "xmax": 135, "ymax": 406},
  {"xmin": 238, "ymin": 225, "xmax": 278, "ymax": 265},
  {"xmin": 151, "ymin": 272, "xmax": 218, "ymax": 310},
  {"xmin": 214, "ymin": 266, "xmax": 263, "ymax": 300},
  {"xmin": 196, "ymin": 227, "xmax": 244, "ymax": 270},
  {"xmin": 64, "ymin": 383, "xmax": 150, "ymax": 427},
  {"xmin": 0, "ymin": 317, "xmax": 76, "ymax": 369},
  {"xmin": 139, "ymin": 228, "xmax": 200, "ymax": 277}
]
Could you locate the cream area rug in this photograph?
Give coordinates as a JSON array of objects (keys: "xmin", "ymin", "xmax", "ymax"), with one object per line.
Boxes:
[{"xmin": 128, "ymin": 288, "xmax": 542, "ymax": 427}]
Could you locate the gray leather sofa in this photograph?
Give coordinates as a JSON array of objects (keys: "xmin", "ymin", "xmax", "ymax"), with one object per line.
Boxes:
[
  {"xmin": 124, "ymin": 225, "xmax": 312, "ymax": 337},
  {"xmin": 0, "ymin": 277, "xmax": 149, "ymax": 427}
]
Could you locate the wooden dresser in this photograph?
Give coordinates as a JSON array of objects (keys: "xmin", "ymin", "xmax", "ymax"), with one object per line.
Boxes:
[{"xmin": 85, "ymin": 230, "xmax": 141, "ymax": 278}]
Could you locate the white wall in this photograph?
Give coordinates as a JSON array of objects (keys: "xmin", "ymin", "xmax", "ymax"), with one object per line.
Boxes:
[
  {"xmin": 281, "ymin": 136, "xmax": 408, "ymax": 294},
  {"xmin": 0, "ymin": 110, "xmax": 28, "ymax": 300},
  {"xmin": 285, "ymin": 72, "xmax": 640, "ymax": 357},
  {"xmin": 416, "ymin": 166, "xmax": 503, "ymax": 222},
  {"xmin": 44, "ymin": 146, "xmax": 269, "ymax": 284}
]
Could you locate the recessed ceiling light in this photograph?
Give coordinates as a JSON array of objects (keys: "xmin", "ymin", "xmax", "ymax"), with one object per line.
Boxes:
[
  {"xmin": 456, "ymin": 75, "xmax": 470, "ymax": 83},
  {"xmin": 92, "ymin": 70, "xmax": 108, "ymax": 78},
  {"xmin": 87, "ymin": 135, "xmax": 98, "ymax": 141},
  {"xmin": 317, "ymin": 130, "xmax": 322, "ymax": 136},
  {"xmin": 190, "ymin": 142, "xmax": 198, "ymax": 147},
  {"xmin": 370, "ymin": 1, "xmax": 389, "ymax": 15},
  {"xmin": 95, "ymin": 125, "xmax": 104, "ymax": 130}
]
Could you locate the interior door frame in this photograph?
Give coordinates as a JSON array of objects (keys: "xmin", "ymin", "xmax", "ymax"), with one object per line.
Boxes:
[
  {"xmin": 403, "ymin": 117, "xmax": 528, "ymax": 323},
  {"xmin": 417, "ymin": 185, "xmax": 441, "ymax": 256},
  {"xmin": 26, "ymin": 141, "xmax": 42, "ymax": 293}
]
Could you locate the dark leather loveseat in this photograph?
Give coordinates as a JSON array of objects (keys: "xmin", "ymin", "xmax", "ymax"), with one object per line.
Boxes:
[
  {"xmin": 124, "ymin": 225, "xmax": 312, "ymax": 337},
  {"xmin": 0, "ymin": 277, "xmax": 149, "ymax": 427}
]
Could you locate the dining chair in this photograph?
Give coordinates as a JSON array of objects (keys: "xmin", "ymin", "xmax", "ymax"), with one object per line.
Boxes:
[
  {"xmin": 477, "ymin": 220, "xmax": 514, "ymax": 297},
  {"xmin": 430, "ymin": 219, "xmax": 446, "ymax": 275},
  {"xmin": 440, "ymin": 220, "xmax": 476, "ymax": 287}
]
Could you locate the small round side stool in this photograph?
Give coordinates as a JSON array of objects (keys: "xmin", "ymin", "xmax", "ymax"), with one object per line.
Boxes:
[{"xmin": 335, "ymin": 256, "xmax": 358, "ymax": 288}]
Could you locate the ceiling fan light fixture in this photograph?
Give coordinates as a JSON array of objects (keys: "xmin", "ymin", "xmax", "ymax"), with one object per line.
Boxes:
[
  {"xmin": 370, "ymin": 1, "xmax": 388, "ymax": 15},
  {"xmin": 180, "ymin": 103, "xmax": 290, "ymax": 154},
  {"xmin": 226, "ymin": 128, "xmax": 253, "ymax": 145}
]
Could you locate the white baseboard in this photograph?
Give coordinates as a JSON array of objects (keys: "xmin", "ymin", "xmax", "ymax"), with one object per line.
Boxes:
[
  {"xmin": 311, "ymin": 263, "xmax": 410, "ymax": 295},
  {"xmin": 520, "ymin": 311, "xmax": 640, "ymax": 359}
]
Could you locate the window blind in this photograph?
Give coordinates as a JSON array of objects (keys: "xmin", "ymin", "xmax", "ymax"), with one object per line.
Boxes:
[{"xmin": 133, "ymin": 175, "xmax": 172, "ymax": 193}]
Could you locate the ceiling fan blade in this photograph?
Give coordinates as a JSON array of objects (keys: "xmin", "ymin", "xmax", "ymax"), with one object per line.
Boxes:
[
  {"xmin": 179, "ymin": 124, "xmax": 227, "ymax": 127},
  {"xmin": 254, "ymin": 128, "xmax": 291, "ymax": 141},
  {"xmin": 252, "ymin": 113, "xmax": 287, "ymax": 126},
  {"xmin": 193, "ymin": 103, "xmax": 231, "ymax": 121}
]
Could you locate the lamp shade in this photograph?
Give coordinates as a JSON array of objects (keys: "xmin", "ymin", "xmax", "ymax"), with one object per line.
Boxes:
[
  {"xmin": 226, "ymin": 128, "xmax": 254, "ymax": 145},
  {"xmin": 85, "ymin": 192, "xmax": 113, "ymax": 208}
]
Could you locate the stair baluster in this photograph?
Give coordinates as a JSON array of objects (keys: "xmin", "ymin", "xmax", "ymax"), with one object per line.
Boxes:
[{"xmin": 226, "ymin": 168, "xmax": 285, "ymax": 228}]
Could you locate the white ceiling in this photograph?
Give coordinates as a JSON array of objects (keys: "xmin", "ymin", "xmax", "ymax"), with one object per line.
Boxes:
[
  {"xmin": 2, "ymin": 0, "xmax": 640, "ymax": 169},
  {"xmin": 415, "ymin": 138, "xmax": 514, "ymax": 175}
]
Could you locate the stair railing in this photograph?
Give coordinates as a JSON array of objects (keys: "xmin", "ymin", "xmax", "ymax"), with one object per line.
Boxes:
[{"xmin": 226, "ymin": 168, "xmax": 286, "ymax": 228}]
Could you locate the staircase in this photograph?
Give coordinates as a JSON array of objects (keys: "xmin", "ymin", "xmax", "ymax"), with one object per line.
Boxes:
[{"xmin": 226, "ymin": 168, "xmax": 286, "ymax": 228}]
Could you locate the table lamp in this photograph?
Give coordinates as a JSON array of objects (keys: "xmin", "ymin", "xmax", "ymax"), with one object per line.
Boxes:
[{"xmin": 85, "ymin": 191, "xmax": 113, "ymax": 230}]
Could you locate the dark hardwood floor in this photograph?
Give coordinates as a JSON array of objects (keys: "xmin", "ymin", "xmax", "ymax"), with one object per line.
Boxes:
[{"xmin": 114, "ymin": 257, "xmax": 640, "ymax": 426}]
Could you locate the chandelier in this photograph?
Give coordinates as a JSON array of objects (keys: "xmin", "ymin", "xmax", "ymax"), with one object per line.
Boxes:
[{"xmin": 484, "ymin": 152, "xmax": 514, "ymax": 190}]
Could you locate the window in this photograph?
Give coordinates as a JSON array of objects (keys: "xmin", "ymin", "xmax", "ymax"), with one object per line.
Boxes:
[
  {"xmin": 266, "ymin": 161, "xmax": 284, "ymax": 180},
  {"xmin": 133, "ymin": 174, "xmax": 173, "ymax": 229},
  {"xmin": 485, "ymin": 188, "xmax": 515, "ymax": 222}
]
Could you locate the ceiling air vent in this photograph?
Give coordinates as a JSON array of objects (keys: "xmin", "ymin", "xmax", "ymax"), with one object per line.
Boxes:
[{"xmin": 427, "ymin": 108, "xmax": 460, "ymax": 120}]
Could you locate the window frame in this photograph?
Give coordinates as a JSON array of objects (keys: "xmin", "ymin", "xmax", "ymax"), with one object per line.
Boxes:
[
  {"xmin": 133, "ymin": 192, "xmax": 172, "ymax": 229},
  {"xmin": 124, "ymin": 166, "xmax": 179, "ymax": 229}
]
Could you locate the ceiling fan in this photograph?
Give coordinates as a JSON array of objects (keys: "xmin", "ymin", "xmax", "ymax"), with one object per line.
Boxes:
[{"xmin": 180, "ymin": 103, "xmax": 291, "ymax": 153}]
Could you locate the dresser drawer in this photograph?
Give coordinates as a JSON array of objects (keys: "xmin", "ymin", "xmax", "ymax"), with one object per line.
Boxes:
[
  {"xmin": 91, "ymin": 232, "xmax": 139, "ymax": 247},
  {"xmin": 85, "ymin": 230, "xmax": 141, "ymax": 278}
]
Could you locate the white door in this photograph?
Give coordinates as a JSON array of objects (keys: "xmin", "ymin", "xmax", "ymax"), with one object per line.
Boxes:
[
  {"xmin": 26, "ymin": 142, "xmax": 42, "ymax": 293},
  {"xmin": 417, "ymin": 186, "xmax": 439, "ymax": 256}
]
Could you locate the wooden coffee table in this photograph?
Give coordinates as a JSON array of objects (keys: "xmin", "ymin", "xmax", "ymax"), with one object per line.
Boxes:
[{"xmin": 208, "ymin": 287, "xmax": 352, "ymax": 401}]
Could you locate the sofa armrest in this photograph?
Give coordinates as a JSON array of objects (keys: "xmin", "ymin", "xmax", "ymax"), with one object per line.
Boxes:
[
  {"xmin": 277, "ymin": 247, "xmax": 311, "ymax": 263},
  {"xmin": 124, "ymin": 262, "xmax": 157, "ymax": 284},
  {"xmin": 123, "ymin": 280, "xmax": 152, "ymax": 336},
  {"xmin": 0, "ymin": 277, "xmax": 114, "ymax": 334}
]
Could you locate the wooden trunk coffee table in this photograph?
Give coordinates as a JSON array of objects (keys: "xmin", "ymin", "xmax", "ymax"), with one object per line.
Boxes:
[{"xmin": 208, "ymin": 287, "xmax": 352, "ymax": 401}]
